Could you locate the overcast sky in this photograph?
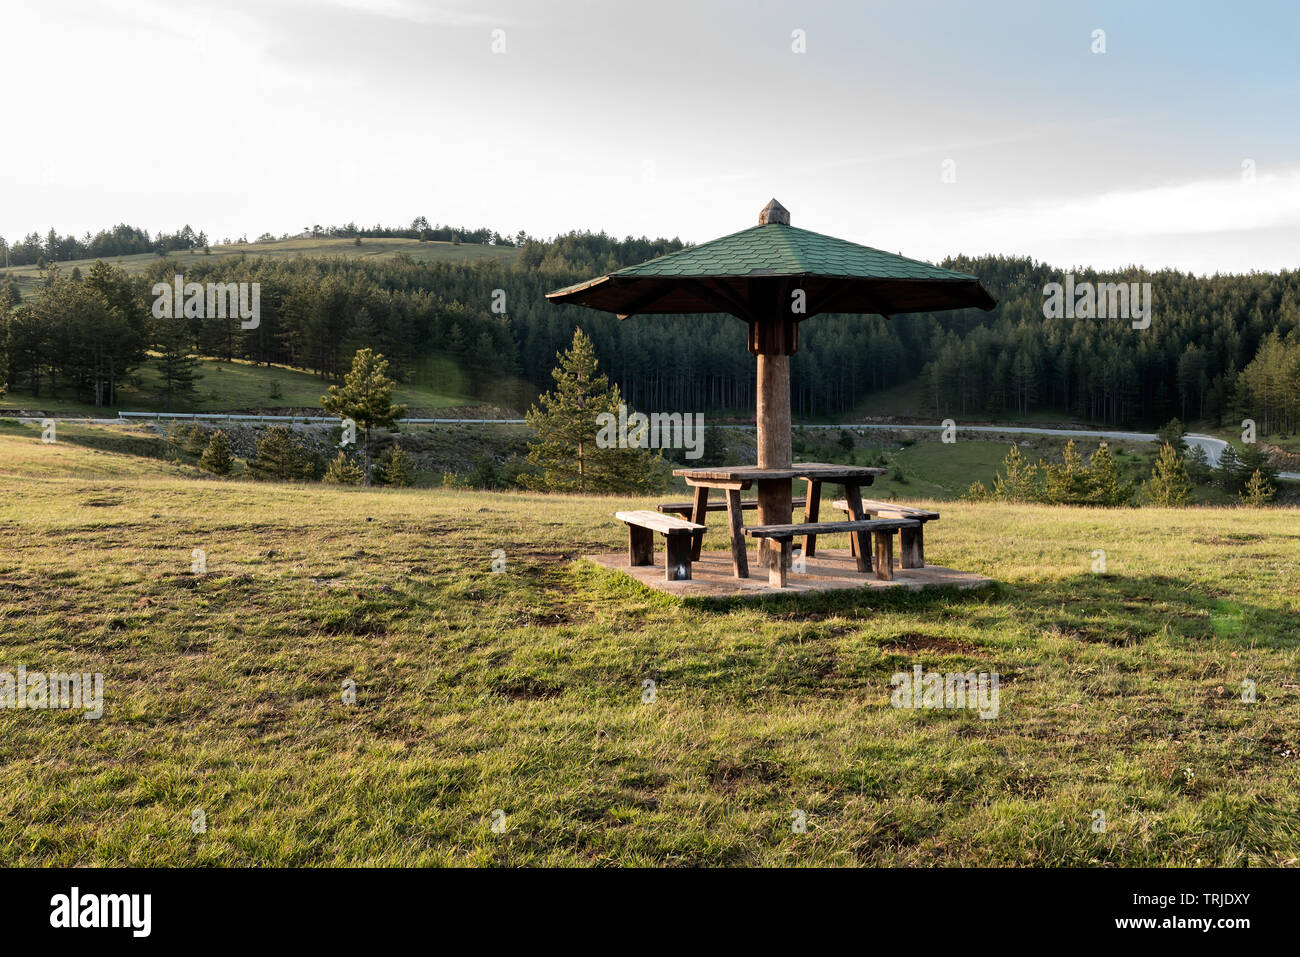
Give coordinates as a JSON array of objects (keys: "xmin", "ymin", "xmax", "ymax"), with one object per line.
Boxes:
[{"xmin": 4, "ymin": 0, "xmax": 1298, "ymax": 274}]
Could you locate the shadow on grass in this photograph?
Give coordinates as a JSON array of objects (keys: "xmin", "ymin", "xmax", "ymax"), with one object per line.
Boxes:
[
  {"xmin": 1004, "ymin": 572, "xmax": 1296, "ymax": 650},
  {"xmin": 681, "ymin": 580, "xmax": 1005, "ymax": 619},
  {"xmin": 1, "ymin": 418, "xmax": 175, "ymax": 460},
  {"xmin": 591, "ymin": 558, "xmax": 1294, "ymax": 653}
]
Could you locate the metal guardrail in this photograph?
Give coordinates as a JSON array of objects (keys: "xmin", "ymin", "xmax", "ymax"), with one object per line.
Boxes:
[{"xmin": 115, "ymin": 412, "xmax": 527, "ymax": 424}]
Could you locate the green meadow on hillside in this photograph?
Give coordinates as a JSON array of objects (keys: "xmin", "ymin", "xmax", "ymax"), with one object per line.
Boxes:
[
  {"xmin": 0, "ymin": 236, "xmax": 519, "ymax": 299},
  {"xmin": 0, "ymin": 356, "xmax": 475, "ymax": 416},
  {"xmin": 1, "ymin": 428, "xmax": 1297, "ymax": 866}
]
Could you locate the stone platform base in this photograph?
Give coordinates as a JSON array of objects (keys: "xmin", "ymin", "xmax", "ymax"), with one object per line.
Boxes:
[{"xmin": 585, "ymin": 547, "xmax": 994, "ymax": 598}]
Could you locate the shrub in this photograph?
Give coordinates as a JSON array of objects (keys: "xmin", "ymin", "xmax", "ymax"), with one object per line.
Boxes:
[{"xmin": 502, "ymin": 454, "xmax": 538, "ymax": 489}]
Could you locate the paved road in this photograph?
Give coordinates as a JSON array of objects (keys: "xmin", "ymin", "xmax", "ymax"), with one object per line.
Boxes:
[{"xmin": 11, "ymin": 413, "xmax": 1297, "ymax": 481}]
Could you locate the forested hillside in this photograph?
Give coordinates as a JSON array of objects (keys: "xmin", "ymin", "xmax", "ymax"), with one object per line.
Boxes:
[
  {"xmin": 2, "ymin": 222, "xmax": 1298, "ymax": 427},
  {"xmin": 0, "ymin": 219, "xmax": 525, "ymax": 266}
]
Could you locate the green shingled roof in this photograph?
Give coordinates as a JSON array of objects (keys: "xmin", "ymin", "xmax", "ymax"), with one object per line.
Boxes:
[
  {"xmin": 546, "ymin": 200, "xmax": 996, "ymax": 318},
  {"xmin": 607, "ymin": 223, "xmax": 977, "ymax": 282}
]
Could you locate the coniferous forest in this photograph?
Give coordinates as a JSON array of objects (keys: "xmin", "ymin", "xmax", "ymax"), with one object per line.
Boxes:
[{"xmin": 2, "ymin": 223, "xmax": 1298, "ymax": 426}]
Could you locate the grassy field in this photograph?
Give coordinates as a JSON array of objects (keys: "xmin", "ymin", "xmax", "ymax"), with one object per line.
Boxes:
[
  {"xmin": 0, "ymin": 236, "xmax": 519, "ymax": 299},
  {"xmin": 848, "ymin": 379, "xmax": 1092, "ymax": 426},
  {"xmin": 1, "ymin": 426, "xmax": 1298, "ymax": 866},
  {"xmin": 0, "ymin": 356, "xmax": 476, "ymax": 416}
]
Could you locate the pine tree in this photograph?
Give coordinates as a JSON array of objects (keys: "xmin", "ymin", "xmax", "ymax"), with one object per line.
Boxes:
[
  {"xmin": 1185, "ymin": 444, "xmax": 1212, "ymax": 484},
  {"xmin": 990, "ymin": 444, "xmax": 1042, "ymax": 503},
  {"xmin": 1237, "ymin": 443, "xmax": 1278, "ymax": 485},
  {"xmin": 199, "ymin": 430, "xmax": 233, "ymax": 475},
  {"xmin": 185, "ymin": 424, "xmax": 208, "ymax": 455},
  {"xmin": 1239, "ymin": 468, "xmax": 1275, "ymax": 507},
  {"xmin": 1043, "ymin": 439, "xmax": 1091, "ymax": 504},
  {"xmin": 1157, "ymin": 417, "xmax": 1188, "ymax": 452},
  {"xmin": 373, "ymin": 445, "xmax": 415, "ymax": 487},
  {"xmin": 1142, "ymin": 442, "xmax": 1193, "ymax": 507},
  {"xmin": 323, "ymin": 450, "xmax": 363, "ymax": 485},
  {"xmin": 251, "ymin": 426, "xmax": 312, "ymax": 480},
  {"xmin": 1086, "ymin": 441, "xmax": 1134, "ymax": 506},
  {"xmin": 321, "ymin": 348, "xmax": 407, "ymax": 487},
  {"xmin": 1215, "ymin": 443, "xmax": 1244, "ymax": 492},
  {"xmin": 153, "ymin": 317, "xmax": 201, "ymax": 412},
  {"xmin": 522, "ymin": 328, "xmax": 667, "ymax": 494}
]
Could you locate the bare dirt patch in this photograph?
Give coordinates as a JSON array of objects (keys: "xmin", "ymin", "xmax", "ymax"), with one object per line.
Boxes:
[{"xmin": 883, "ymin": 633, "xmax": 976, "ymax": 655}]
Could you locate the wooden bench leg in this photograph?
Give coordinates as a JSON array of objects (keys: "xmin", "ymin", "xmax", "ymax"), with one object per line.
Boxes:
[
  {"xmin": 725, "ymin": 489, "xmax": 749, "ymax": 579},
  {"xmin": 801, "ymin": 478, "xmax": 822, "ymax": 559},
  {"xmin": 872, "ymin": 529, "xmax": 894, "ymax": 581},
  {"xmin": 665, "ymin": 534, "xmax": 692, "ymax": 581},
  {"xmin": 900, "ymin": 525, "xmax": 923, "ymax": 569},
  {"xmin": 768, "ymin": 539, "xmax": 790, "ymax": 587},
  {"xmin": 843, "ymin": 485, "xmax": 872, "ymax": 573},
  {"xmin": 628, "ymin": 525, "xmax": 654, "ymax": 566},
  {"xmin": 689, "ymin": 485, "xmax": 708, "ymax": 561}
]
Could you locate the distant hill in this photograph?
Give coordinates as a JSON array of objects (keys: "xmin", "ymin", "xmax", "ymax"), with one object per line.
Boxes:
[
  {"xmin": 0, "ymin": 355, "xmax": 479, "ymax": 417},
  {"xmin": 0, "ymin": 236, "xmax": 519, "ymax": 297}
]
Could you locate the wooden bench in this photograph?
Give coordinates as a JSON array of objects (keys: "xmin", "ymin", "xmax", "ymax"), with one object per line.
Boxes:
[
  {"xmin": 656, "ymin": 497, "xmax": 807, "ymax": 516},
  {"xmin": 745, "ymin": 518, "xmax": 919, "ymax": 587},
  {"xmin": 656, "ymin": 497, "xmax": 806, "ymax": 577},
  {"xmin": 831, "ymin": 499, "xmax": 939, "ymax": 569},
  {"xmin": 615, "ymin": 510, "xmax": 707, "ymax": 582}
]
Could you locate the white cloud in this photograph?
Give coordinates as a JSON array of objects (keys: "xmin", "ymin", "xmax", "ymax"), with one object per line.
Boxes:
[
  {"xmin": 953, "ymin": 168, "xmax": 1300, "ymax": 246},
  {"xmin": 279, "ymin": 0, "xmax": 514, "ymax": 26}
]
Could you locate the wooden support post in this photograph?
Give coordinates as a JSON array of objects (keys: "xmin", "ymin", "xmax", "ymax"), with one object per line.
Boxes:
[
  {"xmin": 689, "ymin": 485, "xmax": 709, "ymax": 561},
  {"xmin": 628, "ymin": 525, "xmax": 654, "ymax": 566},
  {"xmin": 842, "ymin": 484, "xmax": 872, "ymax": 573},
  {"xmin": 756, "ymin": 479, "xmax": 792, "ymax": 572},
  {"xmin": 756, "ymin": 353, "xmax": 792, "ymax": 471},
  {"xmin": 768, "ymin": 538, "xmax": 790, "ymax": 588},
  {"xmin": 725, "ymin": 489, "xmax": 749, "ymax": 579},
  {"xmin": 665, "ymin": 535, "xmax": 692, "ymax": 581},
  {"xmin": 900, "ymin": 525, "xmax": 924, "ymax": 569},
  {"xmin": 802, "ymin": 478, "xmax": 821, "ymax": 559},
  {"xmin": 872, "ymin": 529, "xmax": 894, "ymax": 581},
  {"xmin": 756, "ymin": 352, "xmax": 792, "ymax": 572}
]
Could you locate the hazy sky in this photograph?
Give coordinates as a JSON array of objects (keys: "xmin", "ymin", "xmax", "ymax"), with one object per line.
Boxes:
[{"xmin": 4, "ymin": 0, "xmax": 1298, "ymax": 274}]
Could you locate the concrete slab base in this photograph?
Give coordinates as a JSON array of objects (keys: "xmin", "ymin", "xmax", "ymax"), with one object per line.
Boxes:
[{"xmin": 585, "ymin": 547, "xmax": 994, "ymax": 598}]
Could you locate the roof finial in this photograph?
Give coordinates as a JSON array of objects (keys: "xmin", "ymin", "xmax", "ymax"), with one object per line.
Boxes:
[{"xmin": 758, "ymin": 199, "xmax": 789, "ymax": 226}]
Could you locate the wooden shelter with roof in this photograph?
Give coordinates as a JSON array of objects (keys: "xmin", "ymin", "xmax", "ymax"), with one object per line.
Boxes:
[{"xmin": 552, "ymin": 201, "xmax": 998, "ymax": 594}]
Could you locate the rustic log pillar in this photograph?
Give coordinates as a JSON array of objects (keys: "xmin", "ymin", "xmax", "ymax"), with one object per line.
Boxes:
[
  {"xmin": 756, "ymin": 352, "xmax": 792, "ymax": 569},
  {"xmin": 749, "ymin": 201, "xmax": 800, "ymax": 572},
  {"xmin": 756, "ymin": 353, "xmax": 791, "ymax": 471}
]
